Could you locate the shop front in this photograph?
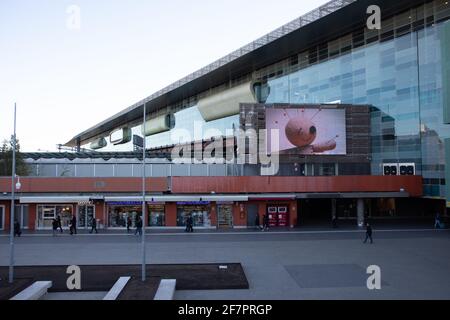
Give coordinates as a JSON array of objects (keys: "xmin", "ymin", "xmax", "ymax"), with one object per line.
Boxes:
[
  {"xmin": 217, "ymin": 202, "xmax": 233, "ymax": 228},
  {"xmin": 176, "ymin": 202, "xmax": 212, "ymax": 228},
  {"xmin": 108, "ymin": 202, "xmax": 142, "ymax": 228},
  {"xmin": 36, "ymin": 205, "xmax": 73, "ymax": 230},
  {"xmin": 148, "ymin": 203, "xmax": 166, "ymax": 227}
]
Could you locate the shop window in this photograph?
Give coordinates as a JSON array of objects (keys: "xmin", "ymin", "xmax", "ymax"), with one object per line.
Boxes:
[
  {"xmin": 148, "ymin": 204, "xmax": 165, "ymax": 227},
  {"xmin": 177, "ymin": 203, "xmax": 211, "ymax": 227},
  {"xmin": 108, "ymin": 205, "xmax": 142, "ymax": 228},
  {"xmin": 37, "ymin": 205, "xmax": 73, "ymax": 229}
]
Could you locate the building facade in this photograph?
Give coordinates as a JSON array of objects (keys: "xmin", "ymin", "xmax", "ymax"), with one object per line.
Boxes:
[{"xmin": 1, "ymin": 0, "xmax": 450, "ymax": 231}]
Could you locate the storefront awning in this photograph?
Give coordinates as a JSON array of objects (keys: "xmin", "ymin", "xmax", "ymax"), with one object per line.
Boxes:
[
  {"xmin": 198, "ymin": 195, "xmax": 248, "ymax": 202},
  {"xmin": 104, "ymin": 196, "xmax": 203, "ymax": 203},
  {"xmin": 20, "ymin": 196, "xmax": 91, "ymax": 204},
  {"xmin": 104, "ymin": 195, "xmax": 249, "ymax": 203},
  {"xmin": 295, "ymin": 192, "xmax": 410, "ymax": 199},
  {"xmin": 248, "ymin": 194, "xmax": 296, "ymax": 201}
]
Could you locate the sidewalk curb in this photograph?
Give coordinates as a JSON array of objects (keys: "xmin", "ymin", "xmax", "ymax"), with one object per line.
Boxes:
[{"xmin": 1, "ymin": 228, "xmax": 448, "ymax": 238}]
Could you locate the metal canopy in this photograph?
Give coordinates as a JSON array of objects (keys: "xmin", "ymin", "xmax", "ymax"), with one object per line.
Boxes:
[
  {"xmin": 65, "ymin": 0, "xmax": 424, "ymax": 147},
  {"xmin": 20, "ymin": 196, "xmax": 91, "ymax": 204},
  {"xmin": 296, "ymin": 192, "xmax": 410, "ymax": 199}
]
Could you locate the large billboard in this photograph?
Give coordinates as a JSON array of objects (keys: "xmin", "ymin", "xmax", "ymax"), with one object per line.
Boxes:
[{"xmin": 266, "ymin": 107, "xmax": 347, "ymax": 155}]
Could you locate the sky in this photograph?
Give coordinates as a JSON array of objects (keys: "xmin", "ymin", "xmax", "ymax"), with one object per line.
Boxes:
[{"xmin": 0, "ymin": 0, "xmax": 330, "ymax": 152}]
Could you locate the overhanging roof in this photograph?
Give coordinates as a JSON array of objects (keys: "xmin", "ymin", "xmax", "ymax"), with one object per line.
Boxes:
[{"xmin": 65, "ymin": 0, "xmax": 427, "ymax": 147}]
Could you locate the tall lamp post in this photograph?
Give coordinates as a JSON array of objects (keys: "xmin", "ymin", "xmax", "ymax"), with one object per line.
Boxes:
[
  {"xmin": 9, "ymin": 103, "xmax": 17, "ymax": 284},
  {"xmin": 141, "ymin": 103, "xmax": 147, "ymax": 282}
]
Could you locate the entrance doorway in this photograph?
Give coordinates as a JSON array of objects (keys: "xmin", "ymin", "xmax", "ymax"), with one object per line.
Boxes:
[
  {"xmin": 78, "ymin": 205, "xmax": 95, "ymax": 229},
  {"xmin": 0, "ymin": 205, "xmax": 5, "ymax": 230},
  {"xmin": 298, "ymin": 199, "xmax": 332, "ymax": 225},
  {"xmin": 246, "ymin": 204, "xmax": 258, "ymax": 227},
  {"xmin": 217, "ymin": 204, "xmax": 233, "ymax": 228},
  {"xmin": 14, "ymin": 205, "xmax": 29, "ymax": 230}
]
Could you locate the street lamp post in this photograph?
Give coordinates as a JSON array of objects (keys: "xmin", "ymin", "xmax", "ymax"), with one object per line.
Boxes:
[
  {"xmin": 9, "ymin": 103, "xmax": 17, "ymax": 284},
  {"xmin": 141, "ymin": 103, "xmax": 147, "ymax": 282}
]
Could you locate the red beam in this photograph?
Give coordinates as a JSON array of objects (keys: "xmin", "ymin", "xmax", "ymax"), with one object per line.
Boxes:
[
  {"xmin": 0, "ymin": 177, "xmax": 168, "ymax": 193},
  {"xmin": 171, "ymin": 176, "xmax": 423, "ymax": 197}
]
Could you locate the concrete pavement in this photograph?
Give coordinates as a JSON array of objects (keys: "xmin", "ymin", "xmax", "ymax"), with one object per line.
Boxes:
[{"xmin": 0, "ymin": 228, "xmax": 449, "ymax": 300}]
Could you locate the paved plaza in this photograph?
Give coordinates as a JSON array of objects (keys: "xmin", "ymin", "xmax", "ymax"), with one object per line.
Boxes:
[{"xmin": 1, "ymin": 228, "xmax": 449, "ymax": 300}]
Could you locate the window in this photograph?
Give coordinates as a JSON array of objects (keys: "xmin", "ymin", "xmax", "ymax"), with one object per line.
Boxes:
[
  {"xmin": 148, "ymin": 204, "xmax": 165, "ymax": 227},
  {"xmin": 37, "ymin": 205, "xmax": 73, "ymax": 229}
]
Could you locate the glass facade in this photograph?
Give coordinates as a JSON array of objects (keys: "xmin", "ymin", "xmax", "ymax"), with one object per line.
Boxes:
[
  {"xmin": 89, "ymin": 106, "xmax": 239, "ymax": 152},
  {"xmin": 77, "ymin": 0, "xmax": 450, "ymax": 198},
  {"xmin": 251, "ymin": 1, "xmax": 450, "ymax": 198}
]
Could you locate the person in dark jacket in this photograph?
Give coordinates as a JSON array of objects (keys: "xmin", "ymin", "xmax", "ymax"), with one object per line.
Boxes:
[
  {"xmin": 90, "ymin": 218, "xmax": 98, "ymax": 234},
  {"xmin": 135, "ymin": 216, "xmax": 143, "ymax": 236},
  {"xmin": 363, "ymin": 223, "xmax": 373, "ymax": 244},
  {"xmin": 70, "ymin": 215, "xmax": 77, "ymax": 235},
  {"xmin": 186, "ymin": 215, "xmax": 194, "ymax": 233},
  {"xmin": 52, "ymin": 218, "xmax": 58, "ymax": 237},
  {"xmin": 435, "ymin": 213, "xmax": 443, "ymax": 229},
  {"xmin": 127, "ymin": 216, "xmax": 132, "ymax": 233},
  {"xmin": 184, "ymin": 215, "xmax": 190, "ymax": 233},
  {"xmin": 57, "ymin": 215, "xmax": 63, "ymax": 233},
  {"xmin": 14, "ymin": 219, "xmax": 22, "ymax": 237},
  {"xmin": 263, "ymin": 214, "xmax": 270, "ymax": 232}
]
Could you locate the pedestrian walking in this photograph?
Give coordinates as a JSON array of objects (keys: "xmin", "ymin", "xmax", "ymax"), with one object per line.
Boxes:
[
  {"xmin": 127, "ymin": 216, "xmax": 132, "ymax": 233},
  {"xmin": 70, "ymin": 215, "xmax": 77, "ymax": 235},
  {"xmin": 52, "ymin": 218, "xmax": 58, "ymax": 237},
  {"xmin": 135, "ymin": 216, "xmax": 143, "ymax": 236},
  {"xmin": 332, "ymin": 215, "xmax": 338, "ymax": 229},
  {"xmin": 57, "ymin": 215, "xmax": 63, "ymax": 233},
  {"xmin": 263, "ymin": 214, "xmax": 270, "ymax": 232},
  {"xmin": 14, "ymin": 219, "xmax": 22, "ymax": 237},
  {"xmin": 184, "ymin": 215, "xmax": 190, "ymax": 233},
  {"xmin": 185, "ymin": 215, "xmax": 194, "ymax": 233},
  {"xmin": 435, "ymin": 212, "xmax": 443, "ymax": 229},
  {"xmin": 255, "ymin": 215, "xmax": 262, "ymax": 231},
  {"xmin": 90, "ymin": 218, "xmax": 98, "ymax": 234},
  {"xmin": 363, "ymin": 223, "xmax": 373, "ymax": 244}
]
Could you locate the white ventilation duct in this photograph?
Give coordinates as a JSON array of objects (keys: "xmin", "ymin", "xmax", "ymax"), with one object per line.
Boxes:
[
  {"xmin": 142, "ymin": 114, "xmax": 175, "ymax": 137},
  {"xmin": 90, "ymin": 137, "xmax": 107, "ymax": 150},
  {"xmin": 198, "ymin": 82, "xmax": 257, "ymax": 122},
  {"xmin": 110, "ymin": 127, "xmax": 132, "ymax": 145}
]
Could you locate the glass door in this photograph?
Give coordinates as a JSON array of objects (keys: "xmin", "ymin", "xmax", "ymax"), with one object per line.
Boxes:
[
  {"xmin": 217, "ymin": 205, "xmax": 233, "ymax": 228},
  {"xmin": 0, "ymin": 206, "xmax": 5, "ymax": 230},
  {"xmin": 78, "ymin": 205, "xmax": 95, "ymax": 229},
  {"xmin": 14, "ymin": 205, "xmax": 29, "ymax": 229}
]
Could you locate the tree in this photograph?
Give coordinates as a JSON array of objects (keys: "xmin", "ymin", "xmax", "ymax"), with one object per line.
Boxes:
[{"xmin": 0, "ymin": 137, "xmax": 29, "ymax": 176}]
